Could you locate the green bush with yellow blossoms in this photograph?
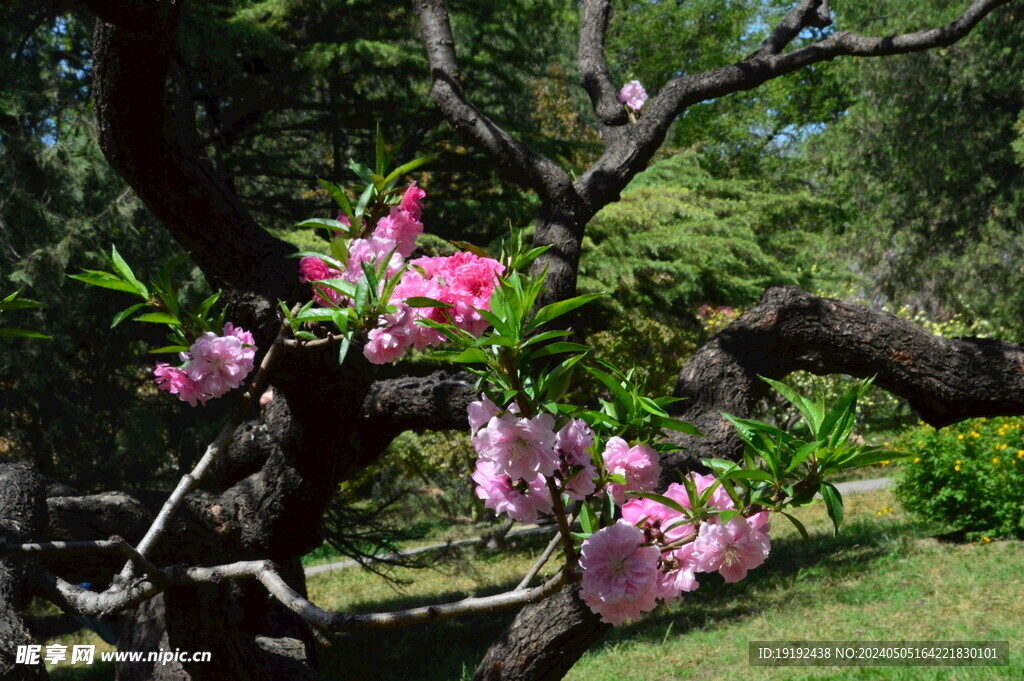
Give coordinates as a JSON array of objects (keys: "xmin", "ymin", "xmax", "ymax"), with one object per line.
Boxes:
[{"xmin": 895, "ymin": 417, "xmax": 1024, "ymax": 540}]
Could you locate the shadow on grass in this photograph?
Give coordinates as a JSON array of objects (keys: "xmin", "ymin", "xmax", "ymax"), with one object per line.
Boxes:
[
  {"xmin": 594, "ymin": 516, "xmax": 932, "ymax": 650},
  {"xmin": 316, "ymin": 532, "xmax": 556, "ymax": 681},
  {"xmin": 316, "ymin": 518, "xmax": 931, "ymax": 681}
]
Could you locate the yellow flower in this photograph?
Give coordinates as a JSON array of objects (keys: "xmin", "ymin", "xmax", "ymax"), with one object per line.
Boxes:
[
  {"xmin": 971, "ymin": 431, "xmax": 981, "ymax": 438},
  {"xmin": 913, "ymin": 457, "xmax": 921, "ymax": 463},
  {"xmin": 958, "ymin": 434, "xmax": 965, "ymax": 440},
  {"xmin": 992, "ymin": 457, "xmax": 1000, "ymax": 464},
  {"xmin": 1017, "ymin": 450, "xmax": 1024, "ymax": 458},
  {"xmin": 954, "ymin": 464, "xmax": 961, "ymax": 472}
]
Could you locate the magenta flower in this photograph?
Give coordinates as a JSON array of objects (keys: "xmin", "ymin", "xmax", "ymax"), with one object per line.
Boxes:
[
  {"xmin": 617, "ymin": 80, "xmax": 648, "ymax": 111},
  {"xmin": 579, "ymin": 522, "xmax": 661, "ymax": 624},
  {"xmin": 602, "ymin": 437, "xmax": 662, "ymax": 506},
  {"xmin": 298, "ymin": 256, "xmax": 343, "ymax": 307},
  {"xmin": 692, "ymin": 516, "xmax": 771, "ymax": 583},
  {"xmin": 475, "ymin": 413, "xmax": 558, "ymax": 481},
  {"xmin": 222, "ymin": 323, "xmax": 256, "ymax": 373},
  {"xmin": 186, "ymin": 332, "xmax": 251, "ymax": 398},
  {"xmin": 472, "ymin": 460, "xmax": 552, "ymax": 523},
  {"xmin": 374, "ymin": 207, "xmax": 423, "ymax": 258},
  {"xmin": 363, "ymin": 304, "xmax": 415, "ymax": 364},
  {"xmin": 154, "ymin": 363, "xmax": 206, "ymax": 407},
  {"xmin": 400, "ymin": 182, "xmax": 427, "ymax": 220}
]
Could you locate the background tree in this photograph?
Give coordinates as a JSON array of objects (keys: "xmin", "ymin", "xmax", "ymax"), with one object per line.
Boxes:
[{"xmin": 0, "ymin": 1, "xmax": 1022, "ymax": 681}]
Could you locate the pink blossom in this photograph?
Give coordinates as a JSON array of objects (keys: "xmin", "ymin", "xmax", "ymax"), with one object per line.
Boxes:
[
  {"xmin": 556, "ymin": 419, "xmax": 594, "ymax": 466},
  {"xmin": 677, "ymin": 472, "xmax": 735, "ymax": 514},
  {"xmin": 154, "ymin": 363, "xmax": 207, "ymax": 407},
  {"xmin": 344, "ymin": 237, "xmax": 404, "ymax": 284},
  {"xmin": 185, "ymin": 332, "xmax": 251, "ymax": 398},
  {"xmin": 621, "ymin": 495, "xmax": 694, "ymax": 543},
  {"xmin": 602, "ymin": 438, "xmax": 662, "ymax": 506},
  {"xmin": 579, "ymin": 522, "xmax": 661, "ymax": 624},
  {"xmin": 563, "ymin": 460, "xmax": 598, "ymax": 501},
  {"xmin": 475, "ymin": 413, "xmax": 558, "ymax": 481},
  {"xmin": 298, "ymin": 256, "xmax": 343, "ymax": 306},
  {"xmin": 656, "ymin": 543, "xmax": 700, "ymax": 601},
  {"xmin": 363, "ymin": 304, "xmax": 415, "ymax": 364},
  {"xmin": 472, "ymin": 460, "xmax": 552, "ymax": 523},
  {"xmin": 374, "ymin": 207, "xmax": 423, "ymax": 257},
  {"xmin": 336, "ymin": 210, "xmax": 351, "ymax": 228},
  {"xmin": 467, "ymin": 394, "xmax": 500, "ymax": 434},
  {"xmin": 221, "ymin": 323, "xmax": 256, "ymax": 374},
  {"xmin": 692, "ymin": 516, "xmax": 771, "ymax": 583},
  {"xmin": 400, "ymin": 182, "xmax": 427, "ymax": 220},
  {"xmin": 617, "ymin": 80, "xmax": 648, "ymax": 111},
  {"xmin": 259, "ymin": 387, "xmax": 275, "ymax": 406},
  {"xmin": 392, "ymin": 253, "xmax": 504, "ymax": 348}
]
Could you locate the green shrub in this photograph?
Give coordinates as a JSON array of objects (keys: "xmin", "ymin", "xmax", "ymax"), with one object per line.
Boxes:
[{"xmin": 894, "ymin": 417, "xmax": 1024, "ymax": 539}]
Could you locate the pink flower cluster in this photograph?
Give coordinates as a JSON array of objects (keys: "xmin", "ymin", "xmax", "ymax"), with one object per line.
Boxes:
[
  {"xmin": 618, "ymin": 80, "xmax": 648, "ymax": 111},
  {"xmin": 295, "ymin": 183, "xmax": 505, "ymax": 364},
  {"xmin": 602, "ymin": 437, "xmax": 661, "ymax": 506},
  {"xmin": 154, "ymin": 323, "xmax": 256, "ymax": 406},
  {"xmin": 369, "ymin": 250, "xmax": 505, "ymax": 362},
  {"xmin": 469, "ymin": 396, "xmax": 604, "ymax": 524},
  {"xmin": 580, "ymin": 472, "xmax": 771, "ymax": 624}
]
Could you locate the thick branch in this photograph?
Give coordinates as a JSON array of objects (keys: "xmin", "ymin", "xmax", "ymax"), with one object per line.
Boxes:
[
  {"xmin": 750, "ymin": 0, "xmax": 832, "ymax": 58},
  {"xmin": 663, "ymin": 285, "xmax": 1024, "ymax": 472},
  {"xmin": 578, "ymin": 0, "xmax": 627, "ymax": 126},
  {"xmin": 413, "ymin": 0, "xmax": 573, "ymax": 201}
]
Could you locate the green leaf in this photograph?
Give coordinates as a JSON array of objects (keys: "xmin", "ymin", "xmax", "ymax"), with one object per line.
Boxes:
[
  {"xmin": 0, "ymin": 328, "xmax": 49, "ymax": 339},
  {"xmin": 111, "ymin": 303, "xmax": 146, "ymax": 328},
  {"xmin": 293, "ymin": 330, "xmax": 317, "ymax": 341},
  {"xmin": 786, "ymin": 439, "xmax": 824, "ymax": 473},
  {"xmin": 148, "ymin": 345, "xmax": 190, "ymax": 354},
  {"xmin": 627, "ymin": 492, "xmax": 687, "ymax": 515},
  {"xmin": 404, "ymin": 296, "xmax": 454, "ymax": 309},
  {"xmin": 69, "ymin": 272, "xmax": 139, "ymax": 294},
  {"xmin": 759, "ymin": 376, "xmax": 823, "ymax": 434},
  {"xmin": 723, "ymin": 468, "xmax": 775, "ymax": 483},
  {"xmin": 338, "ymin": 332, "xmax": 352, "ymax": 365},
  {"xmin": 820, "ymin": 482, "xmax": 844, "ymax": 536},
  {"xmin": 317, "ymin": 178, "xmax": 354, "ymax": 217},
  {"xmin": 780, "ymin": 511, "xmax": 810, "ymax": 540},
  {"xmin": 355, "ymin": 183, "xmax": 375, "ymax": 217},
  {"xmin": 579, "ymin": 502, "xmax": 598, "ymax": 535},
  {"xmin": 526, "ymin": 342, "xmax": 589, "ymax": 360},
  {"xmin": 349, "ymin": 160, "xmax": 374, "ymax": 183},
  {"xmin": 586, "ymin": 366, "xmax": 632, "ymax": 415},
  {"xmin": 375, "ymin": 123, "xmax": 386, "ymax": 175},
  {"xmin": 446, "ymin": 347, "xmax": 489, "ymax": 364},
  {"xmin": 527, "ymin": 294, "xmax": 603, "ymax": 332},
  {"xmin": 382, "ymin": 154, "xmax": 438, "ymax": 186},
  {"xmin": 520, "ymin": 329, "xmax": 572, "ymax": 347},
  {"xmin": 295, "ymin": 218, "xmax": 349, "ymax": 232},
  {"xmin": 652, "ymin": 416, "xmax": 702, "ymax": 437},
  {"xmin": 109, "ymin": 246, "xmax": 148, "ymax": 298},
  {"xmin": 134, "ymin": 312, "xmax": 180, "ymax": 325}
]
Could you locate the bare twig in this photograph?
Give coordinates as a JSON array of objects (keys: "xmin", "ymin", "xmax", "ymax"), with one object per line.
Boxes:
[{"xmin": 516, "ymin": 516, "xmax": 571, "ymax": 591}]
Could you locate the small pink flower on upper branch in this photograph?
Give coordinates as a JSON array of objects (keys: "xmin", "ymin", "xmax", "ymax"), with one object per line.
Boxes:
[
  {"xmin": 617, "ymin": 79, "xmax": 648, "ymax": 111},
  {"xmin": 154, "ymin": 323, "xmax": 257, "ymax": 406},
  {"xmin": 154, "ymin": 363, "xmax": 206, "ymax": 407},
  {"xmin": 363, "ymin": 303, "xmax": 415, "ymax": 364}
]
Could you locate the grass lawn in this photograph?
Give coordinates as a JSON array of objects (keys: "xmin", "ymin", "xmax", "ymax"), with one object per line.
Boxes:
[{"xmin": 310, "ymin": 488, "xmax": 1022, "ymax": 681}]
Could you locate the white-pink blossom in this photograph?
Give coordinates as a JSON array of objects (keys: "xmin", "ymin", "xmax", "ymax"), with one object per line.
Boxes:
[
  {"xmin": 602, "ymin": 438, "xmax": 662, "ymax": 506},
  {"xmin": 692, "ymin": 516, "xmax": 771, "ymax": 583},
  {"xmin": 472, "ymin": 460, "xmax": 552, "ymax": 523},
  {"xmin": 475, "ymin": 413, "xmax": 558, "ymax": 481},
  {"xmin": 579, "ymin": 522, "xmax": 661, "ymax": 624},
  {"xmin": 617, "ymin": 80, "xmax": 648, "ymax": 111}
]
